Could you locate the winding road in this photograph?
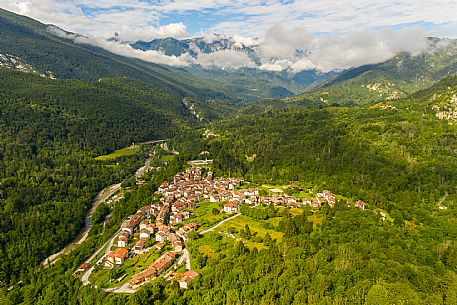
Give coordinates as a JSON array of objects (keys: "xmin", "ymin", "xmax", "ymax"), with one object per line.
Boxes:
[
  {"xmin": 81, "ymin": 229, "xmax": 120, "ymax": 285},
  {"xmin": 42, "ymin": 139, "xmax": 167, "ymax": 267}
]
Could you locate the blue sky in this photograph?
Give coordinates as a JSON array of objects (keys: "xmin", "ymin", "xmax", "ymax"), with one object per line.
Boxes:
[{"xmin": 2, "ymin": 0, "xmax": 456, "ymax": 40}]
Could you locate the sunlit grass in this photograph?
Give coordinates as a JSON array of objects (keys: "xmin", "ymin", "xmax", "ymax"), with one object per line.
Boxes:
[{"xmin": 95, "ymin": 146, "xmax": 140, "ymax": 160}]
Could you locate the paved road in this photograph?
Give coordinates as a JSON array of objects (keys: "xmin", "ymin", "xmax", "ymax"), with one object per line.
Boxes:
[
  {"xmin": 42, "ymin": 183, "xmax": 121, "ymax": 266},
  {"xmin": 135, "ymin": 156, "xmax": 153, "ymax": 183},
  {"xmin": 103, "ymin": 282, "xmax": 136, "ymax": 294},
  {"xmin": 81, "ymin": 230, "xmax": 120, "ymax": 285},
  {"xmin": 139, "ymin": 139, "xmax": 168, "ymax": 145},
  {"xmin": 199, "ymin": 213, "xmax": 241, "ymax": 234}
]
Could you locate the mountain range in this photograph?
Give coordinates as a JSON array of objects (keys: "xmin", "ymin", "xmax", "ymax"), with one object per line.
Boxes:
[
  {"xmin": 3, "ymin": 6, "xmax": 457, "ymax": 305},
  {"xmin": 290, "ymin": 38, "xmax": 457, "ymax": 106},
  {"xmin": 131, "ymin": 35, "xmax": 337, "ymax": 98},
  {"xmin": 4, "ymin": 6, "xmax": 457, "ymax": 104}
]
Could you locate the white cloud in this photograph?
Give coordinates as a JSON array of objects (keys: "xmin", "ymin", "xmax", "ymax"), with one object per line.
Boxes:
[
  {"xmin": 45, "ymin": 19, "xmax": 435, "ymax": 72},
  {"xmin": 256, "ymin": 25, "xmax": 430, "ymax": 72},
  {"xmin": 307, "ymin": 27, "xmax": 430, "ymax": 72},
  {"xmin": 232, "ymin": 35, "xmax": 258, "ymax": 48},
  {"xmin": 290, "ymin": 58, "xmax": 316, "ymax": 72},
  {"xmin": 258, "ymin": 63, "xmax": 284, "ymax": 72},
  {"xmin": 193, "ymin": 50, "xmax": 256, "ymax": 69},
  {"xmin": 3, "ymin": 0, "xmax": 457, "ymax": 40},
  {"xmin": 48, "ymin": 26, "xmax": 191, "ymax": 67},
  {"xmin": 257, "ymin": 24, "xmax": 312, "ymax": 59},
  {"xmin": 116, "ymin": 22, "xmax": 188, "ymax": 42}
]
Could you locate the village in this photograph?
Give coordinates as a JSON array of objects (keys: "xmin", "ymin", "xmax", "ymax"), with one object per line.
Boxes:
[{"xmin": 77, "ymin": 164, "xmax": 367, "ymax": 291}]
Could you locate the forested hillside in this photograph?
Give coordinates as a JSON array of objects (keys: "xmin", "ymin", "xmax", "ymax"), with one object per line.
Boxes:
[
  {"xmin": 0, "ymin": 68, "xmax": 196, "ymax": 285},
  {"xmin": 290, "ymin": 39, "xmax": 457, "ymax": 106},
  {"xmin": 0, "ymin": 8, "xmax": 233, "ymax": 101},
  {"xmin": 149, "ymin": 75, "xmax": 457, "ymax": 304},
  {"xmin": 184, "ymin": 77, "xmax": 457, "ymax": 209},
  {"xmin": 3, "ymin": 56, "xmax": 457, "ymax": 305},
  {"xmin": 3, "ymin": 6, "xmax": 457, "ymax": 305}
]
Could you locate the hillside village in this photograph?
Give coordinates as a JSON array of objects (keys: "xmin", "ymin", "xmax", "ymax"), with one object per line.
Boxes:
[{"xmin": 82, "ymin": 165, "xmax": 367, "ymax": 290}]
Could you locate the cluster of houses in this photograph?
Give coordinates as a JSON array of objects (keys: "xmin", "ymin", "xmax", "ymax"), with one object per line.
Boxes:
[
  {"xmin": 253, "ymin": 190, "xmax": 366, "ymax": 210},
  {"xmin": 129, "ymin": 252, "xmax": 176, "ymax": 287},
  {"xmin": 102, "ymin": 190, "xmax": 200, "ymax": 273},
  {"xmin": 113, "ymin": 203, "xmax": 199, "ymax": 257},
  {"xmin": 100, "ymin": 165, "xmax": 367, "ymax": 289},
  {"xmin": 158, "ymin": 167, "xmax": 367, "ymax": 214},
  {"xmin": 157, "ymin": 167, "xmax": 246, "ymax": 219},
  {"xmin": 104, "ymin": 248, "xmax": 129, "ymax": 268}
]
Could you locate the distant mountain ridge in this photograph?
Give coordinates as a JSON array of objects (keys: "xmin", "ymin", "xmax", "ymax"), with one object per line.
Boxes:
[
  {"xmin": 131, "ymin": 35, "xmax": 336, "ymax": 98},
  {"xmin": 0, "ymin": 8, "xmax": 245, "ymax": 101},
  {"xmin": 0, "ymin": 8, "xmax": 333, "ymax": 102},
  {"xmin": 133, "ymin": 35, "xmax": 261, "ymax": 64},
  {"xmin": 288, "ymin": 38, "xmax": 457, "ymax": 106}
]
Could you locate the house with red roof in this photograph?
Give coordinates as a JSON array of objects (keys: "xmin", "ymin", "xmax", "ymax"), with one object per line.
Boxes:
[{"xmin": 179, "ymin": 270, "xmax": 199, "ymax": 289}]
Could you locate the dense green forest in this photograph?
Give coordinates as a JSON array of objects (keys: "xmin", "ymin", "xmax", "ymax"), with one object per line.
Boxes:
[
  {"xmin": 0, "ymin": 68, "xmax": 196, "ymax": 285},
  {"xmin": 3, "ymin": 70, "xmax": 457, "ymax": 305},
  {"xmin": 4, "ymin": 195, "xmax": 457, "ymax": 304},
  {"xmin": 2, "ymin": 6, "xmax": 457, "ymax": 303},
  {"xmin": 176, "ymin": 77, "xmax": 457, "ymax": 214}
]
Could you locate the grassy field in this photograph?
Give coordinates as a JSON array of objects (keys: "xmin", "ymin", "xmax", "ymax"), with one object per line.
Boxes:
[
  {"xmin": 204, "ymin": 208, "xmax": 322, "ymax": 249},
  {"xmin": 187, "ymin": 232, "xmax": 238, "ymax": 270},
  {"xmin": 95, "ymin": 146, "xmax": 140, "ymax": 161},
  {"xmin": 160, "ymin": 155, "xmax": 176, "ymax": 162},
  {"xmin": 276, "ymin": 206, "xmax": 304, "ymax": 216},
  {"xmin": 216, "ymin": 214, "xmax": 285, "ymax": 245},
  {"xmin": 182, "ymin": 201, "xmax": 229, "ymax": 230}
]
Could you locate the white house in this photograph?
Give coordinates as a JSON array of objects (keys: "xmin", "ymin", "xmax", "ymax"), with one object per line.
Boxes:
[
  {"xmin": 224, "ymin": 202, "xmax": 239, "ymax": 214},
  {"xmin": 156, "ymin": 232, "xmax": 167, "ymax": 242},
  {"xmin": 139, "ymin": 230, "xmax": 150, "ymax": 239},
  {"xmin": 118, "ymin": 236, "xmax": 128, "ymax": 248}
]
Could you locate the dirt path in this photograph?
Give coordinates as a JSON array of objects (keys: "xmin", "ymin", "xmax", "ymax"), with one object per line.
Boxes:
[
  {"xmin": 178, "ymin": 248, "xmax": 191, "ymax": 270},
  {"xmin": 42, "ymin": 183, "xmax": 121, "ymax": 266},
  {"xmin": 199, "ymin": 213, "xmax": 241, "ymax": 234},
  {"xmin": 438, "ymin": 192, "xmax": 449, "ymax": 209}
]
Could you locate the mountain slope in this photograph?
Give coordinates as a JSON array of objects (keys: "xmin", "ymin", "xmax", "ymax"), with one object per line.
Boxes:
[
  {"xmin": 289, "ymin": 39, "xmax": 457, "ymax": 106},
  {"xmin": 0, "ymin": 8, "xmax": 329, "ymax": 102},
  {"xmin": 0, "ymin": 8, "xmax": 234, "ymax": 101},
  {"xmin": 146, "ymin": 75, "xmax": 457, "ymax": 304},
  {"xmin": 132, "ymin": 35, "xmax": 260, "ymax": 63},
  {"xmin": 0, "ymin": 68, "xmax": 199, "ymax": 284}
]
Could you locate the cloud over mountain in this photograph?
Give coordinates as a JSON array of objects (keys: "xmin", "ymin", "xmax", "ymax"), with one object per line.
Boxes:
[
  {"xmin": 10, "ymin": 0, "xmax": 453, "ymax": 72},
  {"xmin": 48, "ymin": 23, "xmax": 434, "ymax": 72}
]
